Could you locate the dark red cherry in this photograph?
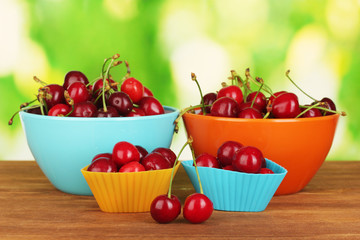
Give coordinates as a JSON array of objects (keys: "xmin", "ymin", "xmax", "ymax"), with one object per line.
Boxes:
[
  {"xmin": 70, "ymin": 101, "xmax": 97, "ymax": 117},
  {"xmin": 260, "ymin": 168, "xmax": 274, "ymax": 174},
  {"xmin": 271, "ymin": 92, "xmax": 301, "ymax": 118},
  {"xmin": 87, "ymin": 158, "xmax": 117, "ymax": 173},
  {"xmin": 141, "ymin": 152, "xmax": 170, "ymax": 170},
  {"xmin": 95, "ymin": 106, "xmax": 120, "ymax": 117},
  {"xmin": 139, "ymin": 96, "xmax": 165, "ymax": 116},
  {"xmin": 269, "ymin": 91, "xmax": 287, "ymax": 103},
  {"xmin": 63, "ymin": 71, "xmax": 89, "ymax": 90},
  {"xmin": 67, "ymin": 82, "xmax": 91, "ymax": 104},
  {"xmin": 48, "ymin": 103, "xmax": 71, "ymax": 116},
  {"xmin": 108, "ymin": 91, "xmax": 133, "ymax": 116},
  {"xmin": 121, "ymin": 77, "xmax": 144, "ymax": 104},
  {"xmin": 301, "ymin": 105, "xmax": 322, "ymax": 118},
  {"xmin": 91, "ymin": 153, "xmax": 112, "ymax": 163},
  {"xmin": 210, "ymin": 97, "xmax": 240, "ymax": 118},
  {"xmin": 150, "ymin": 194, "xmax": 181, "ymax": 224},
  {"xmin": 152, "ymin": 148, "xmax": 177, "ymax": 167},
  {"xmin": 126, "ymin": 107, "xmax": 146, "ymax": 117},
  {"xmin": 217, "ymin": 141, "xmax": 243, "ymax": 167},
  {"xmin": 238, "ymin": 107, "xmax": 263, "ymax": 119},
  {"xmin": 232, "ymin": 146, "xmax": 263, "ymax": 173},
  {"xmin": 321, "ymin": 97, "xmax": 336, "ymax": 116},
  {"xmin": 202, "ymin": 92, "xmax": 217, "ymax": 113},
  {"xmin": 39, "ymin": 84, "xmax": 65, "ymax": 109},
  {"xmin": 27, "ymin": 107, "xmax": 42, "ymax": 115},
  {"xmin": 92, "ymin": 78, "xmax": 117, "ymax": 97},
  {"xmin": 183, "ymin": 193, "xmax": 213, "ymax": 224},
  {"xmin": 217, "ymin": 85, "xmax": 244, "ymax": 105},
  {"xmin": 143, "ymin": 86, "xmax": 154, "ymax": 97},
  {"xmin": 222, "ymin": 165, "xmax": 235, "ymax": 171},
  {"xmin": 119, "ymin": 161, "xmax": 145, "ymax": 172},
  {"xmin": 135, "ymin": 145, "xmax": 148, "ymax": 161},
  {"xmin": 112, "ymin": 141, "xmax": 140, "ymax": 167},
  {"xmin": 238, "ymin": 102, "xmax": 262, "ymax": 113},
  {"xmin": 195, "ymin": 153, "xmax": 221, "ymax": 168},
  {"xmin": 246, "ymin": 91, "xmax": 267, "ymax": 112}
]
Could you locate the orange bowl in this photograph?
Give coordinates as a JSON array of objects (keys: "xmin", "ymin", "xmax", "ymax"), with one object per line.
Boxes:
[{"xmin": 182, "ymin": 113, "xmax": 339, "ymax": 195}]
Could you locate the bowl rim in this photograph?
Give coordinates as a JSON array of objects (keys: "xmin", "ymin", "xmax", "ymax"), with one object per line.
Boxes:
[
  {"xmin": 182, "ymin": 111, "xmax": 340, "ymax": 123},
  {"xmin": 19, "ymin": 106, "xmax": 179, "ymax": 122},
  {"xmin": 181, "ymin": 159, "xmax": 287, "ymax": 176}
]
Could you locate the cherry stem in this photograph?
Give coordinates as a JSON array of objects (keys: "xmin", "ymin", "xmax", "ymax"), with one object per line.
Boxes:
[
  {"xmin": 191, "ymin": 73, "xmax": 206, "ymax": 115},
  {"xmin": 102, "ymin": 58, "xmax": 115, "ymax": 112},
  {"xmin": 20, "ymin": 99, "xmax": 37, "ymax": 109},
  {"xmin": 173, "ymin": 104, "xmax": 211, "ymax": 133},
  {"xmin": 251, "ymin": 78, "xmax": 264, "ymax": 108},
  {"xmin": 230, "ymin": 70, "xmax": 249, "ymax": 99},
  {"xmin": 299, "ymin": 104, "xmax": 346, "ymax": 116},
  {"xmin": 285, "ymin": 70, "xmax": 318, "ymax": 102},
  {"xmin": 296, "ymin": 102, "xmax": 322, "ymax": 118},
  {"xmin": 245, "ymin": 68, "xmax": 273, "ymax": 96},
  {"xmin": 33, "ymin": 76, "xmax": 47, "ymax": 86},
  {"xmin": 121, "ymin": 60, "xmax": 131, "ymax": 83},
  {"xmin": 8, "ymin": 104, "xmax": 41, "ymax": 125},
  {"xmin": 188, "ymin": 136, "xmax": 204, "ymax": 194},
  {"xmin": 167, "ymin": 140, "xmax": 190, "ymax": 199}
]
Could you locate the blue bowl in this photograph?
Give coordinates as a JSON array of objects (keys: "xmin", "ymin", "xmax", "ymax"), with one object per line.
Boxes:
[
  {"xmin": 182, "ymin": 159, "xmax": 287, "ymax": 212},
  {"xmin": 19, "ymin": 106, "xmax": 179, "ymax": 195}
]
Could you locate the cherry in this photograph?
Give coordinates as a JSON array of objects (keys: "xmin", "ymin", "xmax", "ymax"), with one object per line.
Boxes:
[
  {"xmin": 119, "ymin": 161, "xmax": 145, "ymax": 172},
  {"xmin": 222, "ymin": 165, "xmax": 235, "ymax": 171},
  {"xmin": 150, "ymin": 194, "xmax": 181, "ymax": 224},
  {"xmin": 141, "ymin": 152, "xmax": 170, "ymax": 170},
  {"xmin": 195, "ymin": 153, "xmax": 221, "ymax": 168},
  {"xmin": 271, "ymin": 92, "xmax": 301, "ymax": 118},
  {"xmin": 27, "ymin": 107, "xmax": 42, "ymax": 115},
  {"xmin": 92, "ymin": 78, "xmax": 117, "ymax": 97},
  {"xmin": 126, "ymin": 108, "xmax": 146, "ymax": 117},
  {"xmin": 143, "ymin": 86, "xmax": 154, "ymax": 97},
  {"xmin": 38, "ymin": 84, "xmax": 65, "ymax": 109},
  {"xmin": 232, "ymin": 146, "xmax": 263, "ymax": 173},
  {"xmin": 210, "ymin": 97, "xmax": 240, "ymax": 118},
  {"xmin": 67, "ymin": 82, "xmax": 91, "ymax": 104},
  {"xmin": 108, "ymin": 91, "xmax": 133, "ymax": 116},
  {"xmin": 87, "ymin": 158, "xmax": 117, "ymax": 173},
  {"xmin": 300, "ymin": 105, "xmax": 322, "ymax": 118},
  {"xmin": 152, "ymin": 148, "xmax": 177, "ymax": 167},
  {"xmin": 183, "ymin": 193, "xmax": 213, "ymax": 224},
  {"xmin": 70, "ymin": 101, "xmax": 97, "ymax": 117},
  {"xmin": 112, "ymin": 141, "xmax": 140, "ymax": 167},
  {"xmin": 269, "ymin": 91, "xmax": 287, "ymax": 103},
  {"xmin": 260, "ymin": 168, "xmax": 274, "ymax": 174},
  {"xmin": 95, "ymin": 106, "xmax": 120, "ymax": 117},
  {"xmin": 217, "ymin": 141, "xmax": 243, "ymax": 167},
  {"xmin": 91, "ymin": 153, "xmax": 112, "ymax": 163},
  {"xmin": 217, "ymin": 85, "xmax": 244, "ymax": 105},
  {"xmin": 134, "ymin": 145, "xmax": 148, "ymax": 161},
  {"xmin": 202, "ymin": 92, "xmax": 217, "ymax": 113},
  {"xmin": 261, "ymin": 158, "xmax": 266, "ymax": 168},
  {"xmin": 238, "ymin": 101, "xmax": 262, "ymax": 113},
  {"xmin": 321, "ymin": 97, "xmax": 336, "ymax": 116},
  {"xmin": 246, "ymin": 91, "xmax": 267, "ymax": 112},
  {"xmin": 139, "ymin": 96, "xmax": 165, "ymax": 116},
  {"xmin": 48, "ymin": 104, "xmax": 72, "ymax": 116},
  {"xmin": 63, "ymin": 71, "xmax": 89, "ymax": 90},
  {"xmin": 121, "ymin": 77, "xmax": 144, "ymax": 104},
  {"xmin": 238, "ymin": 107, "xmax": 263, "ymax": 119}
]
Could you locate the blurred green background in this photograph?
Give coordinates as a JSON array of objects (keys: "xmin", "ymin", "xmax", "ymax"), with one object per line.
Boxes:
[{"xmin": 0, "ymin": 0, "xmax": 359, "ymax": 160}]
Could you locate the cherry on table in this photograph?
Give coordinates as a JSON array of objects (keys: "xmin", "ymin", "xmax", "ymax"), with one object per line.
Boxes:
[
  {"xmin": 108, "ymin": 91, "xmax": 133, "ymax": 116},
  {"xmin": 119, "ymin": 161, "xmax": 145, "ymax": 172},
  {"xmin": 195, "ymin": 153, "xmax": 221, "ymax": 168},
  {"xmin": 183, "ymin": 193, "xmax": 213, "ymax": 224},
  {"xmin": 152, "ymin": 148, "xmax": 177, "ymax": 167},
  {"xmin": 112, "ymin": 141, "xmax": 140, "ymax": 167},
  {"xmin": 48, "ymin": 103, "xmax": 71, "ymax": 116},
  {"xmin": 139, "ymin": 96, "xmax": 165, "ymax": 116},
  {"xmin": 87, "ymin": 158, "xmax": 117, "ymax": 173},
  {"xmin": 217, "ymin": 140, "xmax": 243, "ymax": 167},
  {"xmin": 141, "ymin": 152, "xmax": 170, "ymax": 170},
  {"xmin": 232, "ymin": 146, "xmax": 263, "ymax": 173},
  {"xmin": 210, "ymin": 97, "xmax": 240, "ymax": 118},
  {"xmin": 63, "ymin": 71, "xmax": 89, "ymax": 90},
  {"xmin": 121, "ymin": 77, "xmax": 144, "ymax": 104},
  {"xmin": 150, "ymin": 194, "xmax": 181, "ymax": 224},
  {"xmin": 70, "ymin": 101, "xmax": 97, "ymax": 117}
]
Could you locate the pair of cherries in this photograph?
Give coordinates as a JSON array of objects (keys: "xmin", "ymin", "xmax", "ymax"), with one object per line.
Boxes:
[
  {"xmin": 196, "ymin": 140, "xmax": 273, "ymax": 174},
  {"xmin": 87, "ymin": 141, "xmax": 176, "ymax": 173},
  {"xmin": 150, "ymin": 139, "xmax": 214, "ymax": 224}
]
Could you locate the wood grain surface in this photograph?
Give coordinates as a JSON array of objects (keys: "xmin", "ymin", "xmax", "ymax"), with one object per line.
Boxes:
[{"xmin": 0, "ymin": 161, "xmax": 359, "ymax": 240}]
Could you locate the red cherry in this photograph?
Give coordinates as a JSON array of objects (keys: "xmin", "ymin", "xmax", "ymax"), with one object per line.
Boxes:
[
  {"xmin": 87, "ymin": 158, "xmax": 117, "ymax": 173},
  {"xmin": 183, "ymin": 193, "xmax": 213, "ymax": 224},
  {"xmin": 92, "ymin": 78, "xmax": 117, "ymax": 97},
  {"xmin": 320, "ymin": 97, "xmax": 336, "ymax": 116},
  {"xmin": 222, "ymin": 165, "xmax": 235, "ymax": 171},
  {"xmin": 119, "ymin": 161, "xmax": 145, "ymax": 172},
  {"xmin": 246, "ymin": 91, "xmax": 267, "ymax": 112},
  {"xmin": 95, "ymin": 106, "xmax": 120, "ymax": 117},
  {"xmin": 202, "ymin": 92, "xmax": 217, "ymax": 113},
  {"xmin": 108, "ymin": 91, "xmax": 133, "ymax": 116},
  {"xmin": 259, "ymin": 168, "xmax": 274, "ymax": 174},
  {"xmin": 217, "ymin": 85, "xmax": 244, "ymax": 105},
  {"xmin": 195, "ymin": 153, "xmax": 221, "ymax": 168},
  {"xmin": 232, "ymin": 146, "xmax": 263, "ymax": 173},
  {"xmin": 126, "ymin": 108, "xmax": 146, "ymax": 117},
  {"xmin": 301, "ymin": 105, "xmax": 322, "ymax": 118},
  {"xmin": 91, "ymin": 153, "xmax": 112, "ymax": 163},
  {"xmin": 152, "ymin": 148, "xmax": 177, "ymax": 167},
  {"xmin": 39, "ymin": 84, "xmax": 65, "ymax": 109},
  {"xmin": 143, "ymin": 86, "xmax": 154, "ymax": 97},
  {"xmin": 271, "ymin": 92, "xmax": 301, "ymax": 118},
  {"xmin": 63, "ymin": 71, "xmax": 89, "ymax": 90},
  {"xmin": 238, "ymin": 107, "xmax": 263, "ymax": 119},
  {"xmin": 210, "ymin": 97, "xmax": 240, "ymax": 118},
  {"xmin": 141, "ymin": 152, "xmax": 170, "ymax": 170},
  {"xmin": 269, "ymin": 91, "xmax": 287, "ymax": 103},
  {"xmin": 150, "ymin": 194, "xmax": 181, "ymax": 224},
  {"xmin": 70, "ymin": 101, "xmax": 97, "ymax": 117},
  {"xmin": 121, "ymin": 77, "xmax": 144, "ymax": 103},
  {"xmin": 112, "ymin": 141, "xmax": 140, "ymax": 167},
  {"xmin": 27, "ymin": 107, "xmax": 42, "ymax": 115},
  {"xmin": 139, "ymin": 96, "xmax": 165, "ymax": 116},
  {"xmin": 217, "ymin": 141, "xmax": 243, "ymax": 167},
  {"xmin": 135, "ymin": 145, "xmax": 148, "ymax": 161},
  {"xmin": 67, "ymin": 82, "xmax": 91, "ymax": 104},
  {"xmin": 238, "ymin": 102, "xmax": 263, "ymax": 113},
  {"xmin": 48, "ymin": 103, "xmax": 71, "ymax": 116}
]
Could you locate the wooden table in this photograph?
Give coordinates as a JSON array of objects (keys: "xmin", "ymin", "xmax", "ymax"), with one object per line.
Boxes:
[{"xmin": 0, "ymin": 161, "xmax": 359, "ymax": 240}]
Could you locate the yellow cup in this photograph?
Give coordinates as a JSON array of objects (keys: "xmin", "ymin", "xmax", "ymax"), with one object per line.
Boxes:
[{"xmin": 81, "ymin": 162, "xmax": 181, "ymax": 213}]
